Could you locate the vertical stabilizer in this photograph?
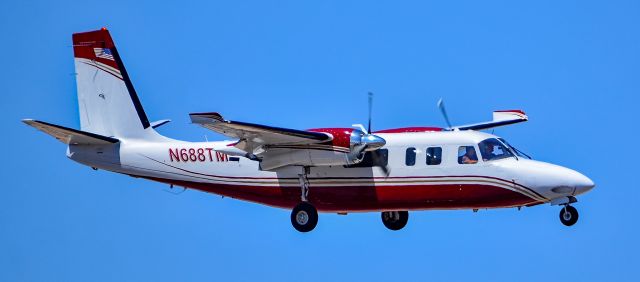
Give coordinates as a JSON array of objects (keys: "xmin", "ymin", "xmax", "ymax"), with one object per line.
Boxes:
[{"xmin": 73, "ymin": 28, "xmax": 157, "ymax": 139}]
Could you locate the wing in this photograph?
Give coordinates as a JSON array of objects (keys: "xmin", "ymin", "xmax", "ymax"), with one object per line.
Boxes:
[
  {"xmin": 454, "ymin": 110, "xmax": 528, "ymax": 131},
  {"xmin": 23, "ymin": 119, "xmax": 119, "ymax": 145},
  {"xmin": 189, "ymin": 112, "xmax": 332, "ymax": 152}
]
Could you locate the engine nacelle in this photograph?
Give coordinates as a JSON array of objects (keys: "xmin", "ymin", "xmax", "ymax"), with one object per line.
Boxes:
[{"xmin": 258, "ymin": 127, "xmax": 386, "ymax": 171}]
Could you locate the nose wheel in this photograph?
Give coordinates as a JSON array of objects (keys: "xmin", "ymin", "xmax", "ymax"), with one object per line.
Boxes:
[
  {"xmin": 559, "ymin": 205, "xmax": 579, "ymax": 226},
  {"xmin": 381, "ymin": 211, "xmax": 409, "ymax": 231},
  {"xmin": 291, "ymin": 202, "xmax": 318, "ymax": 232}
]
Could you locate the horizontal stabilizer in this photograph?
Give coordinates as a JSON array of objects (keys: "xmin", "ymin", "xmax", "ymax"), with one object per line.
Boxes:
[
  {"xmin": 150, "ymin": 119, "xmax": 171, "ymax": 129},
  {"xmin": 23, "ymin": 119, "xmax": 119, "ymax": 145},
  {"xmin": 454, "ymin": 110, "xmax": 528, "ymax": 131}
]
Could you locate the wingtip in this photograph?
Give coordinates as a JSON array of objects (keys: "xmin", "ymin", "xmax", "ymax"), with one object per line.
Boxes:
[{"xmin": 493, "ymin": 110, "xmax": 528, "ymax": 121}]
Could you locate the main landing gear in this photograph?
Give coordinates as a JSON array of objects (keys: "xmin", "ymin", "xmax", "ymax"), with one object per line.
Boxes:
[
  {"xmin": 381, "ymin": 211, "xmax": 409, "ymax": 231},
  {"xmin": 290, "ymin": 168, "xmax": 412, "ymax": 232},
  {"xmin": 559, "ymin": 205, "xmax": 579, "ymax": 226},
  {"xmin": 291, "ymin": 169, "xmax": 318, "ymax": 233},
  {"xmin": 291, "ymin": 202, "xmax": 318, "ymax": 232}
]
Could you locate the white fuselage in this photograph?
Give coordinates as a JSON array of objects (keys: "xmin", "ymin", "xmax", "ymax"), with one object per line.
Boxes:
[{"xmin": 67, "ymin": 130, "xmax": 594, "ymax": 212}]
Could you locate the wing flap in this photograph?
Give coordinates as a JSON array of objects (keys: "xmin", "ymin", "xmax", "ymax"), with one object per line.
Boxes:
[{"xmin": 23, "ymin": 119, "xmax": 119, "ymax": 145}]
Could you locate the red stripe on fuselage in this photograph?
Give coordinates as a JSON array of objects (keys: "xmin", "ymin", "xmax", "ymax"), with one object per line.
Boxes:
[
  {"xmin": 137, "ymin": 175, "xmax": 542, "ymax": 212},
  {"xmin": 141, "ymin": 155, "xmax": 547, "ymax": 201}
]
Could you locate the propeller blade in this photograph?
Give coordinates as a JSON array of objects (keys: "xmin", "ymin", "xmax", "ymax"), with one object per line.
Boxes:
[
  {"xmin": 367, "ymin": 92, "xmax": 373, "ymax": 133},
  {"xmin": 371, "ymin": 149, "xmax": 391, "ymax": 177},
  {"xmin": 379, "ymin": 163, "xmax": 390, "ymax": 176},
  {"xmin": 352, "ymin": 124, "xmax": 367, "ymax": 134},
  {"xmin": 437, "ymin": 98, "xmax": 453, "ymax": 129}
]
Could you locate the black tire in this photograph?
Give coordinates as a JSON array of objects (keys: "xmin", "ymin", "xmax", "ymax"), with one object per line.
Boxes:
[
  {"xmin": 381, "ymin": 211, "xmax": 409, "ymax": 231},
  {"xmin": 291, "ymin": 202, "xmax": 318, "ymax": 232},
  {"xmin": 559, "ymin": 205, "xmax": 579, "ymax": 226}
]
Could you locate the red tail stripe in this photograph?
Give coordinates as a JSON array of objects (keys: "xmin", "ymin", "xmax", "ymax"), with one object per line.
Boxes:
[{"xmin": 72, "ymin": 29, "xmax": 119, "ymax": 70}]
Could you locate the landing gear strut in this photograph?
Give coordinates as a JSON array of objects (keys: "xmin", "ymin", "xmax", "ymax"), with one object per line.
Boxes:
[
  {"xmin": 559, "ymin": 205, "xmax": 579, "ymax": 226},
  {"xmin": 381, "ymin": 211, "xmax": 409, "ymax": 231},
  {"xmin": 298, "ymin": 173, "xmax": 310, "ymax": 202},
  {"xmin": 291, "ymin": 167, "xmax": 318, "ymax": 232}
]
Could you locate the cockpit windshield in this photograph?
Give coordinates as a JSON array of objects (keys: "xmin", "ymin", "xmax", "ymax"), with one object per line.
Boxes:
[
  {"xmin": 497, "ymin": 138, "xmax": 532, "ymax": 159},
  {"xmin": 478, "ymin": 138, "xmax": 515, "ymax": 161}
]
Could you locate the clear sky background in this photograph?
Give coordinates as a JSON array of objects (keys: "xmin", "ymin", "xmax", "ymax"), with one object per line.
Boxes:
[{"xmin": 1, "ymin": 0, "xmax": 638, "ymax": 281}]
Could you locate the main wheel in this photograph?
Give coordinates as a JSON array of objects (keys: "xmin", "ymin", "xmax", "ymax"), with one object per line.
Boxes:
[
  {"xmin": 291, "ymin": 202, "xmax": 318, "ymax": 232},
  {"xmin": 559, "ymin": 205, "xmax": 579, "ymax": 226},
  {"xmin": 381, "ymin": 211, "xmax": 409, "ymax": 231}
]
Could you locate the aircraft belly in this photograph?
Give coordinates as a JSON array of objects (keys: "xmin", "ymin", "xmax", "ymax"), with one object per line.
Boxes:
[{"xmin": 138, "ymin": 175, "xmax": 541, "ymax": 213}]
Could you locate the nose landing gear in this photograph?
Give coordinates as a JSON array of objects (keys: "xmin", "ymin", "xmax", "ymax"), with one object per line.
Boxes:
[
  {"xmin": 381, "ymin": 211, "xmax": 409, "ymax": 231},
  {"xmin": 559, "ymin": 205, "xmax": 579, "ymax": 226}
]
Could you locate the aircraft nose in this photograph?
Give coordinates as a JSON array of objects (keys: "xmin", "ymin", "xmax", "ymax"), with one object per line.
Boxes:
[
  {"xmin": 574, "ymin": 172, "xmax": 595, "ymax": 194},
  {"xmin": 550, "ymin": 167, "xmax": 595, "ymax": 195}
]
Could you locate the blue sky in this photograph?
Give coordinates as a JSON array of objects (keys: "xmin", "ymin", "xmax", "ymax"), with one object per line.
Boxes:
[{"xmin": 1, "ymin": 0, "xmax": 638, "ymax": 281}]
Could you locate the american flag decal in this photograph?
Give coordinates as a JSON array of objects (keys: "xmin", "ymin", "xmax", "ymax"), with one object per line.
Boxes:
[{"xmin": 93, "ymin": 48, "xmax": 114, "ymax": 61}]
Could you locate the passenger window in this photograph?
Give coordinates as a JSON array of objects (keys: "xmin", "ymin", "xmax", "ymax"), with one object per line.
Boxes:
[
  {"xmin": 458, "ymin": 146, "xmax": 478, "ymax": 164},
  {"xmin": 405, "ymin": 147, "xmax": 416, "ymax": 166},
  {"xmin": 426, "ymin": 147, "xmax": 442, "ymax": 165}
]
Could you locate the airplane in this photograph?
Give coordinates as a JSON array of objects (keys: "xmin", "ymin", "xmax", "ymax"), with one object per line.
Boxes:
[{"xmin": 23, "ymin": 28, "xmax": 595, "ymax": 232}]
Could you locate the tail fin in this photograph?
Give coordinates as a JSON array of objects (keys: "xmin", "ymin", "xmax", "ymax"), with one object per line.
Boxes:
[{"xmin": 73, "ymin": 28, "xmax": 156, "ymax": 139}]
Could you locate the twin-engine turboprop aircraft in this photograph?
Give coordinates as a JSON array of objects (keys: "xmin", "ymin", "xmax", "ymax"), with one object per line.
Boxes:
[{"xmin": 24, "ymin": 28, "xmax": 595, "ymax": 232}]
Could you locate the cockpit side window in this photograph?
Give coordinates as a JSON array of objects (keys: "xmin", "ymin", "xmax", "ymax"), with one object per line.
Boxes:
[
  {"xmin": 405, "ymin": 147, "xmax": 416, "ymax": 166},
  {"xmin": 426, "ymin": 147, "xmax": 442, "ymax": 165},
  {"xmin": 478, "ymin": 138, "xmax": 514, "ymax": 161},
  {"xmin": 458, "ymin": 146, "xmax": 478, "ymax": 164}
]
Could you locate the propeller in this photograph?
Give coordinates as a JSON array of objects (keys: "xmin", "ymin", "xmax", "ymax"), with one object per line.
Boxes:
[
  {"xmin": 350, "ymin": 92, "xmax": 390, "ymax": 176},
  {"xmin": 368, "ymin": 92, "xmax": 373, "ymax": 133},
  {"xmin": 371, "ymin": 149, "xmax": 390, "ymax": 176},
  {"xmin": 437, "ymin": 98, "xmax": 453, "ymax": 129},
  {"xmin": 351, "ymin": 92, "xmax": 385, "ymax": 150}
]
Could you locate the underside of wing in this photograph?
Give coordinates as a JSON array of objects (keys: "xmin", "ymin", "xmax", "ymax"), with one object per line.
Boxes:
[{"xmin": 189, "ymin": 112, "xmax": 333, "ymax": 152}]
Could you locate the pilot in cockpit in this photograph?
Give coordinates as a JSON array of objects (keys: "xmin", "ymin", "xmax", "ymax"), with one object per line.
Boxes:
[
  {"xmin": 461, "ymin": 146, "xmax": 478, "ymax": 164},
  {"xmin": 481, "ymin": 142, "xmax": 497, "ymax": 161}
]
